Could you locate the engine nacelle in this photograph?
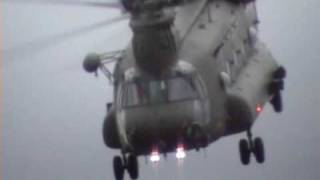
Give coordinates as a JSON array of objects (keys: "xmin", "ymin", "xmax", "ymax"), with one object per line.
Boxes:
[{"xmin": 83, "ymin": 53, "xmax": 101, "ymax": 73}]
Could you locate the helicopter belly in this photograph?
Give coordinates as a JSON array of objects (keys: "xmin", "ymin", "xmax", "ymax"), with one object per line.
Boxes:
[{"xmin": 225, "ymin": 42, "xmax": 279, "ymax": 135}]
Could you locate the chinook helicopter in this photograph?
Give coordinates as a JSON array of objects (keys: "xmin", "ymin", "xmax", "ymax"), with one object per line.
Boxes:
[
  {"xmin": 5, "ymin": 0, "xmax": 286, "ymax": 179},
  {"xmin": 81, "ymin": 0, "xmax": 287, "ymax": 179}
]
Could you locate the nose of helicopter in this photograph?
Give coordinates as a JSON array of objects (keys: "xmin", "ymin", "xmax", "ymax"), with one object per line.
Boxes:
[{"xmin": 122, "ymin": 99, "xmax": 207, "ymax": 155}]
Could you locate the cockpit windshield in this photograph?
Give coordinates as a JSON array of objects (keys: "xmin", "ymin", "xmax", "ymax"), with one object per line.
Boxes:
[{"xmin": 121, "ymin": 76, "xmax": 199, "ymax": 107}]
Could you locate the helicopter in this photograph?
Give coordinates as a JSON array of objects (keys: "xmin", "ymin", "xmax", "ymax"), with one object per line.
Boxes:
[
  {"xmin": 81, "ymin": 0, "xmax": 287, "ymax": 179},
  {"xmin": 5, "ymin": 0, "xmax": 286, "ymax": 179}
]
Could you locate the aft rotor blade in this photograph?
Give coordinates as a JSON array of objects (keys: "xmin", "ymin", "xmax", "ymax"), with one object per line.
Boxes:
[
  {"xmin": 3, "ymin": 15, "xmax": 129, "ymax": 60},
  {"xmin": 3, "ymin": 0, "xmax": 123, "ymax": 9}
]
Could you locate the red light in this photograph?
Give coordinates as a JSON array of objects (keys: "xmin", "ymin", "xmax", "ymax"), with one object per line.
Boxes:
[{"xmin": 256, "ymin": 104, "xmax": 263, "ymax": 113}]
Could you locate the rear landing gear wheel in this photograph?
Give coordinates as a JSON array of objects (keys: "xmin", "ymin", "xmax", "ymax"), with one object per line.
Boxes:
[
  {"xmin": 239, "ymin": 139, "xmax": 250, "ymax": 165},
  {"xmin": 253, "ymin": 137, "xmax": 265, "ymax": 163},
  {"xmin": 127, "ymin": 154, "xmax": 139, "ymax": 179},
  {"xmin": 270, "ymin": 66, "xmax": 286, "ymax": 113},
  {"xmin": 239, "ymin": 131, "xmax": 266, "ymax": 165},
  {"xmin": 113, "ymin": 156, "xmax": 124, "ymax": 180},
  {"xmin": 271, "ymin": 91, "xmax": 282, "ymax": 112}
]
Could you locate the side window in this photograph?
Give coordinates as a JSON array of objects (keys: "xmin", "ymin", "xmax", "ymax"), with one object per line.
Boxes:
[
  {"xmin": 149, "ymin": 81, "xmax": 168, "ymax": 103},
  {"xmin": 127, "ymin": 84, "xmax": 139, "ymax": 106},
  {"xmin": 119, "ymin": 83, "xmax": 141, "ymax": 107},
  {"xmin": 118, "ymin": 85, "xmax": 125, "ymax": 108},
  {"xmin": 168, "ymin": 77, "xmax": 197, "ymax": 101}
]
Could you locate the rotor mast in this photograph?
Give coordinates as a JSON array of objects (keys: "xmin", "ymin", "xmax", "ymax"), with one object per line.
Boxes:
[{"xmin": 128, "ymin": 0, "xmax": 181, "ymax": 76}]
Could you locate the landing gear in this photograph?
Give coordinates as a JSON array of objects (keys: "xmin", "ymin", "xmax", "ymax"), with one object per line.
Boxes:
[
  {"xmin": 253, "ymin": 137, "xmax": 265, "ymax": 163},
  {"xmin": 269, "ymin": 66, "xmax": 286, "ymax": 113},
  {"xmin": 113, "ymin": 153, "xmax": 139, "ymax": 180},
  {"xmin": 239, "ymin": 130, "xmax": 265, "ymax": 165},
  {"xmin": 113, "ymin": 156, "xmax": 124, "ymax": 180},
  {"xmin": 239, "ymin": 139, "xmax": 250, "ymax": 165},
  {"xmin": 127, "ymin": 154, "xmax": 139, "ymax": 179},
  {"xmin": 270, "ymin": 91, "xmax": 282, "ymax": 112}
]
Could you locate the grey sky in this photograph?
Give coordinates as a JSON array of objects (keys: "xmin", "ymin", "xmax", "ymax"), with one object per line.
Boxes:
[{"xmin": 3, "ymin": 0, "xmax": 320, "ymax": 180}]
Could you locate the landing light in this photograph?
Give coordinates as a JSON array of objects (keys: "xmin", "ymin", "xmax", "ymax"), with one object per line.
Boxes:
[
  {"xmin": 150, "ymin": 151, "xmax": 160, "ymax": 163},
  {"xmin": 175, "ymin": 146, "xmax": 186, "ymax": 159}
]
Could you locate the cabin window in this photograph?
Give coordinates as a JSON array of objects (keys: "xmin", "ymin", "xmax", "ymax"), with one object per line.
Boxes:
[
  {"xmin": 168, "ymin": 77, "xmax": 197, "ymax": 101},
  {"xmin": 121, "ymin": 76, "xmax": 199, "ymax": 107}
]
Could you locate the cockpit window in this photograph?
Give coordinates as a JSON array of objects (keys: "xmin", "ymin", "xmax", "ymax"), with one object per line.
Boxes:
[
  {"xmin": 121, "ymin": 76, "xmax": 199, "ymax": 107},
  {"xmin": 168, "ymin": 77, "xmax": 197, "ymax": 101}
]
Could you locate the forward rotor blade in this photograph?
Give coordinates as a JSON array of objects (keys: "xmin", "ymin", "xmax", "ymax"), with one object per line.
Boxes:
[
  {"xmin": 4, "ymin": 15, "xmax": 129, "ymax": 60},
  {"xmin": 3, "ymin": 0, "xmax": 123, "ymax": 9}
]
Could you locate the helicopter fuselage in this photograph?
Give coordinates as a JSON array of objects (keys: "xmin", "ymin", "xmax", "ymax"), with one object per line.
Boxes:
[{"xmin": 102, "ymin": 0, "xmax": 282, "ymax": 157}]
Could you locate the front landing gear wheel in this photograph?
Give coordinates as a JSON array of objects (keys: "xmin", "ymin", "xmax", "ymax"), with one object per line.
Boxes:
[
  {"xmin": 239, "ymin": 139, "xmax": 250, "ymax": 165},
  {"xmin": 113, "ymin": 156, "xmax": 124, "ymax": 180},
  {"xmin": 127, "ymin": 154, "xmax": 139, "ymax": 179},
  {"xmin": 253, "ymin": 137, "xmax": 265, "ymax": 163}
]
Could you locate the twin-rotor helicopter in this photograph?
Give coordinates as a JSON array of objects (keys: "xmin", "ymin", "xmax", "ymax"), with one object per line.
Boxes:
[
  {"xmin": 8, "ymin": 0, "xmax": 287, "ymax": 179},
  {"xmin": 82, "ymin": 0, "xmax": 286, "ymax": 179}
]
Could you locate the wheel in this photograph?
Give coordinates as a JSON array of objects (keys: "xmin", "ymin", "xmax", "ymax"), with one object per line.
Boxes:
[
  {"xmin": 253, "ymin": 137, "xmax": 265, "ymax": 163},
  {"xmin": 127, "ymin": 154, "xmax": 139, "ymax": 179},
  {"xmin": 239, "ymin": 139, "xmax": 250, "ymax": 165},
  {"xmin": 271, "ymin": 91, "xmax": 282, "ymax": 112},
  {"xmin": 113, "ymin": 156, "xmax": 124, "ymax": 180},
  {"xmin": 269, "ymin": 80, "xmax": 284, "ymax": 93},
  {"xmin": 273, "ymin": 66, "xmax": 286, "ymax": 79},
  {"xmin": 277, "ymin": 79, "xmax": 284, "ymax": 90}
]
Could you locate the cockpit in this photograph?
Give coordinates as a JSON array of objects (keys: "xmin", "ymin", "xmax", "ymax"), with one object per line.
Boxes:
[
  {"xmin": 122, "ymin": 75, "xmax": 200, "ymax": 107},
  {"xmin": 118, "ymin": 61, "xmax": 206, "ymax": 108},
  {"xmin": 115, "ymin": 61, "xmax": 210, "ymax": 153}
]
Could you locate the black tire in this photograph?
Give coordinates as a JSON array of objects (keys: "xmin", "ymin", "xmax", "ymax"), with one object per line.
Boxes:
[
  {"xmin": 113, "ymin": 156, "xmax": 124, "ymax": 180},
  {"xmin": 269, "ymin": 80, "xmax": 284, "ymax": 93},
  {"xmin": 277, "ymin": 79, "xmax": 284, "ymax": 90},
  {"xmin": 239, "ymin": 139, "xmax": 250, "ymax": 165},
  {"xmin": 271, "ymin": 91, "xmax": 282, "ymax": 112},
  {"xmin": 273, "ymin": 66, "xmax": 286, "ymax": 79},
  {"xmin": 127, "ymin": 154, "xmax": 139, "ymax": 179},
  {"xmin": 253, "ymin": 137, "xmax": 265, "ymax": 163}
]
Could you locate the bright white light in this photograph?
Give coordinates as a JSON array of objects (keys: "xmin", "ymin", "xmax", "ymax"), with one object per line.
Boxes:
[
  {"xmin": 175, "ymin": 147, "xmax": 186, "ymax": 159},
  {"xmin": 150, "ymin": 151, "xmax": 160, "ymax": 162}
]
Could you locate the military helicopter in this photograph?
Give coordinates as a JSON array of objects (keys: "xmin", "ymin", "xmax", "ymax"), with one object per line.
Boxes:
[
  {"xmin": 81, "ymin": 0, "xmax": 287, "ymax": 179},
  {"xmin": 6, "ymin": 0, "xmax": 286, "ymax": 179}
]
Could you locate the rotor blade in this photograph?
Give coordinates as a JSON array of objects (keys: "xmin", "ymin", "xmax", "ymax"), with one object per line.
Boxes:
[
  {"xmin": 3, "ymin": 15, "xmax": 129, "ymax": 60},
  {"xmin": 3, "ymin": 0, "xmax": 123, "ymax": 9}
]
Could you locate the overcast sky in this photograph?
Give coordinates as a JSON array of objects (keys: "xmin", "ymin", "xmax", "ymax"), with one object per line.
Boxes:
[{"xmin": 3, "ymin": 0, "xmax": 320, "ymax": 180}]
